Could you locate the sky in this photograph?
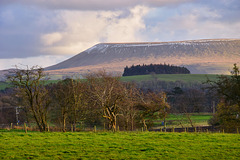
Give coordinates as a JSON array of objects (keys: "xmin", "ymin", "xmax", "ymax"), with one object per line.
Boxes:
[{"xmin": 0, "ymin": 0, "xmax": 240, "ymax": 70}]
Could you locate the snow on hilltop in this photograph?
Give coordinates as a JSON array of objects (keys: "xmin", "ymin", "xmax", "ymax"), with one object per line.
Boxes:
[
  {"xmin": 45, "ymin": 39, "xmax": 240, "ymax": 75},
  {"xmin": 86, "ymin": 39, "xmax": 240, "ymax": 52}
]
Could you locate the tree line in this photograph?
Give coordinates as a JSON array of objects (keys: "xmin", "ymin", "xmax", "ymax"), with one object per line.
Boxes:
[
  {"xmin": 135, "ymin": 79, "xmax": 215, "ymax": 113},
  {"xmin": 1, "ymin": 64, "xmax": 240, "ymax": 132},
  {"xmin": 6, "ymin": 66, "xmax": 170, "ymax": 132},
  {"xmin": 122, "ymin": 63, "xmax": 190, "ymax": 76}
]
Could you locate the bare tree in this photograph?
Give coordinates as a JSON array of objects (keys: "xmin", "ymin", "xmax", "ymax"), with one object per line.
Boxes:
[
  {"xmin": 120, "ymin": 82, "xmax": 140, "ymax": 131},
  {"xmin": 7, "ymin": 66, "xmax": 51, "ymax": 132},
  {"xmin": 85, "ymin": 70, "xmax": 124, "ymax": 132},
  {"xmin": 69, "ymin": 78, "xmax": 87, "ymax": 131},
  {"xmin": 51, "ymin": 78, "xmax": 87, "ymax": 132},
  {"xmin": 51, "ymin": 79, "xmax": 72, "ymax": 132},
  {"xmin": 136, "ymin": 91, "xmax": 170, "ymax": 131}
]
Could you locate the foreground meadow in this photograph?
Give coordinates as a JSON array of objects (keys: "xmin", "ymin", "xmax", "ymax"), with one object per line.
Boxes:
[{"xmin": 0, "ymin": 130, "xmax": 239, "ymax": 159}]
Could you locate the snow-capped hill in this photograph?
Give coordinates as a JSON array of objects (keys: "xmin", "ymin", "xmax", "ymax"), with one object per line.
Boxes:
[{"xmin": 45, "ymin": 39, "xmax": 240, "ymax": 74}]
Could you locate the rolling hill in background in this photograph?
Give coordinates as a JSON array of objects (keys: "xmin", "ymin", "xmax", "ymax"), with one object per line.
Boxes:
[
  {"xmin": 45, "ymin": 39, "xmax": 240, "ymax": 76},
  {"xmin": 1, "ymin": 39, "xmax": 239, "ymax": 81}
]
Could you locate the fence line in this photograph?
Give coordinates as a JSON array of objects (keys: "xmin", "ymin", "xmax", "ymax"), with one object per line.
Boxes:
[{"xmin": 0, "ymin": 124, "xmax": 239, "ymax": 134}]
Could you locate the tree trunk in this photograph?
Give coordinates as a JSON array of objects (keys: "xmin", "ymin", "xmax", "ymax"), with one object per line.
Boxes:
[
  {"xmin": 63, "ymin": 116, "xmax": 66, "ymax": 132},
  {"xmin": 143, "ymin": 119, "xmax": 147, "ymax": 131}
]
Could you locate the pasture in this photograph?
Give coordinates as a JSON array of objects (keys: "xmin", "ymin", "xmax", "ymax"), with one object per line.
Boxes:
[
  {"xmin": 121, "ymin": 74, "xmax": 219, "ymax": 83},
  {"xmin": 161, "ymin": 113, "xmax": 212, "ymax": 128},
  {"xmin": 0, "ymin": 74, "xmax": 220, "ymax": 90},
  {"xmin": 1, "ymin": 130, "xmax": 239, "ymax": 159}
]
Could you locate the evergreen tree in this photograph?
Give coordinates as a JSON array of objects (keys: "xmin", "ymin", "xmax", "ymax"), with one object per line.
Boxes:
[{"xmin": 122, "ymin": 64, "xmax": 190, "ymax": 76}]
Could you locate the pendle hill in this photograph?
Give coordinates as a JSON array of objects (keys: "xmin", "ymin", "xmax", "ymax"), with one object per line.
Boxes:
[
  {"xmin": 45, "ymin": 39, "xmax": 240, "ymax": 76},
  {"xmin": 1, "ymin": 39, "xmax": 240, "ymax": 80}
]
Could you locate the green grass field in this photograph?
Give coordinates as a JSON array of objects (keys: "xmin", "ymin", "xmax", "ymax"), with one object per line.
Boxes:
[
  {"xmin": 0, "ymin": 74, "xmax": 220, "ymax": 90},
  {"xmin": 0, "ymin": 80, "xmax": 60, "ymax": 90},
  {"xmin": 160, "ymin": 113, "xmax": 213, "ymax": 128},
  {"xmin": 121, "ymin": 74, "xmax": 220, "ymax": 83},
  {"xmin": 0, "ymin": 130, "xmax": 239, "ymax": 159}
]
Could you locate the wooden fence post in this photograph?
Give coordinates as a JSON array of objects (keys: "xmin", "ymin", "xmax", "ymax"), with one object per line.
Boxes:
[
  {"xmin": 24, "ymin": 123, "xmax": 27, "ymax": 133},
  {"xmin": 94, "ymin": 126, "xmax": 97, "ymax": 132}
]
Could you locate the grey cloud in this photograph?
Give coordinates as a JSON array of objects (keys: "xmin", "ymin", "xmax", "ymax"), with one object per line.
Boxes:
[
  {"xmin": 0, "ymin": 30, "xmax": 45, "ymax": 58},
  {"xmin": 1, "ymin": 0, "xmax": 240, "ymax": 61},
  {"xmin": 0, "ymin": 4, "xmax": 149, "ymax": 59},
  {"xmin": 195, "ymin": 0, "xmax": 240, "ymax": 22},
  {"xmin": 0, "ymin": 0, "xmax": 194, "ymax": 10},
  {"xmin": 0, "ymin": 6, "xmax": 61, "ymax": 58},
  {"xmin": 141, "ymin": 1, "xmax": 240, "ymax": 42}
]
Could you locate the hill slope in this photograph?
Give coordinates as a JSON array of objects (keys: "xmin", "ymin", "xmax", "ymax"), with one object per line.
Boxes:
[{"xmin": 46, "ymin": 39, "xmax": 240, "ymax": 75}]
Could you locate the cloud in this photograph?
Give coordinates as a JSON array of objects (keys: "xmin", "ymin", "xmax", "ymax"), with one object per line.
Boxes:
[
  {"xmin": 142, "ymin": 1, "xmax": 240, "ymax": 41},
  {"xmin": 0, "ymin": 4, "xmax": 149, "ymax": 59},
  {"xmin": 0, "ymin": 0, "xmax": 189, "ymax": 57},
  {"xmin": 41, "ymin": 32, "xmax": 63, "ymax": 46},
  {"xmin": 196, "ymin": 0, "xmax": 240, "ymax": 23},
  {"xmin": 0, "ymin": 0, "xmax": 240, "ymax": 70},
  {"xmin": 0, "ymin": 0, "xmax": 193, "ymax": 10},
  {"xmin": 0, "ymin": 5, "xmax": 62, "ymax": 58},
  {"xmin": 40, "ymin": 5, "xmax": 150, "ymax": 55},
  {"xmin": 0, "ymin": 55, "xmax": 71, "ymax": 70}
]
